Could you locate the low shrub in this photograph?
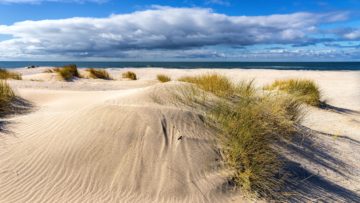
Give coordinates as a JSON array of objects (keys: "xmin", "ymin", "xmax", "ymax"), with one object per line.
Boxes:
[
  {"xmin": 264, "ymin": 79, "xmax": 321, "ymax": 106},
  {"xmin": 86, "ymin": 68, "xmax": 111, "ymax": 80},
  {"xmin": 0, "ymin": 69, "xmax": 22, "ymax": 80},
  {"xmin": 0, "ymin": 80, "xmax": 15, "ymax": 117},
  {"xmin": 157, "ymin": 74, "xmax": 171, "ymax": 83},
  {"xmin": 122, "ymin": 71, "xmax": 137, "ymax": 80}
]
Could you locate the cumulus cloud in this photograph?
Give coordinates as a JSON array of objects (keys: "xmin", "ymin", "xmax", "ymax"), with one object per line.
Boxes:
[{"xmin": 0, "ymin": 7, "xmax": 349, "ymax": 59}]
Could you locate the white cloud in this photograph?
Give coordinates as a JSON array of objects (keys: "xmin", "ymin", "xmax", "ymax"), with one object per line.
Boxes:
[
  {"xmin": 206, "ymin": 0, "xmax": 230, "ymax": 6},
  {"xmin": 343, "ymin": 29, "xmax": 360, "ymax": 40},
  {"xmin": 0, "ymin": 7, "xmax": 349, "ymax": 59},
  {"xmin": 0, "ymin": 0, "xmax": 106, "ymax": 3}
]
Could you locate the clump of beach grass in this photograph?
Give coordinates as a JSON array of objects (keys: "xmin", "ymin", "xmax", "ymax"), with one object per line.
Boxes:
[
  {"xmin": 0, "ymin": 69, "xmax": 22, "ymax": 80},
  {"xmin": 264, "ymin": 79, "xmax": 321, "ymax": 106},
  {"xmin": 157, "ymin": 74, "xmax": 171, "ymax": 83},
  {"xmin": 86, "ymin": 68, "xmax": 111, "ymax": 80},
  {"xmin": 178, "ymin": 73, "xmax": 302, "ymax": 200},
  {"xmin": 122, "ymin": 71, "xmax": 137, "ymax": 80},
  {"xmin": 178, "ymin": 73, "xmax": 234, "ymax": 97},
  {"xmin": 0, "ymin": 80, "xmax": 15, "ymax": 117},
  {"xmin": 44, "ymin": 64, "xmax": 80, "ymax": 81}
]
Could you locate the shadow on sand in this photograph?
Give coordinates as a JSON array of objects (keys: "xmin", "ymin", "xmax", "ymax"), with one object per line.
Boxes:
[
  {"xmin": 278, "ymin": 125, "xmax": 360, "ymax": 202},
  {"xmin": 0, "ymin": 96, "xmax": 33, "ymax": 133},
  {"xmin": 320, "ymin": 102, "xmax": 360, "ymax": 115}
]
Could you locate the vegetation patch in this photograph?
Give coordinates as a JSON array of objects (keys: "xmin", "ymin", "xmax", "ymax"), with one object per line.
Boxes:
[
  {"xmin": 0, "ymin": 80, "xmax": 15, "ymax": 117},
  {"xmin": 179, "ymin": 74, "xmax": 303, "ymax": 200},
  {"xmin": 122, "ymin": 71, "xmax": 137, "ymax": 80},
  {"xmin": 264, "ymin": 79, "xmax": 321, "ymax": 106},
  {"xmin": 157, "ymin": 74, "xmax": 171, "ymax": 83},
  {"xmin": 44, "ymin": 64, "xmax": 80, "ymax": 81},
  {"xmin": 86, "ymin": 68, "xmax": 111, "ymax": 80},
  {"xmin": 178, "ymin": 73, "xmax": 234, "ymax": 97},
  {"xmin": 0, "ymin": 69, "xmax": 22, "ymax": 80}
]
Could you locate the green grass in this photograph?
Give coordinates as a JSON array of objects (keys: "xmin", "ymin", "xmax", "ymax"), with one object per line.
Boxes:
[
  {"xmin": 178, "ymin": 73, "xmax": 302, "ymax": 200},
  {"xmin": 264, "ymin": 79, "xmax": 321, "ymax": 106},
  {"xmin": 45, "ymin": 64, "xmax": 80, "ymax": 81},
  {"xmin": 0, "ymin": 80, "xmax": 15, "ymax": 117},
  {"xmin": 157, "ymin": 74, "xmax": 171, "ymax": 83},
  {"xmin": 122, "ymin": 71, "xmax": 137, "ymax": 80},
  {"xmin": 86, "ymin": 68, "xmax": 111, "ymax": 80},
  {"xmin": 178, "ymin": 73, "xmax": 234, "ymax": 97},
  {"xmin": 0, "ymin": 69, "xmax": 22, "ymax": 80}
]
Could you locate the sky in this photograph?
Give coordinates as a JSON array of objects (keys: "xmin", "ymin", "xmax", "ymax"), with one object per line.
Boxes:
[{"xmin": 0, "ymin": 0, "xmax": 360, "ymax": 61}]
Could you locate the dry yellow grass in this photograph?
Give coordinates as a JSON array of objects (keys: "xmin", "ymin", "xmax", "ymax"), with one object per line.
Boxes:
[
  {"xmin": 157, "ymin": 74, "xmax": 171, "ymax": 83},
  {"xmin": 0, "ymin": 69, "xmax": 22, "ymax": 80},
  {"xmin": 264, "ymin": 79, "xmax": 321, "ymax": 106},
  {"xmin": 44, "ymin": 64, "xmax": 80, "ymax": 81},
  {"xmin": 0, "ymin": 80, "xmax": 15, "ymax": 117},
  {"xmin": 178, "ymin": 73, "xmax": 234, "ymax": 97},
  {"xmin": 86, "ymin": 68, "xmax": 111, "ymax": 80},
  {"xmin": 179, "ymin": 73, "xmax": 302, "ymax": 199},
  {"xmin": 122, "ymin": 71, "xmax": 137, "ymax": 80}
]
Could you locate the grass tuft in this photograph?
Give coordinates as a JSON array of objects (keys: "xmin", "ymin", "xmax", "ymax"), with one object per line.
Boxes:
[
  {"xmin": 44, "ymin": 64, "xmax": 80, "ymax": 81},
  {"xmin": 178, "ymin": 73, "xmax": 234, "ymax": 97},
  {"xmin": 0, "ymin": 80, "xmax": 15, "ymax": 117},
  {"xmin": 264, "ymin": 79, "xmax": 321, "ymax": 106},
  {"xmin": 0, "ymin": 69, "xmax": 22, "ymax": 80},
  {"xmin": 157, "ymin": 74, "xmax": 171, "ymax": 83},
  {"xmin": 122, "ymin": 71, "xmax": 137, "ymax": 80},
  {"xmin": 86, "ymin": 68, "xmax": 111, "ymax": 80},
  {"xmin": 178, "ymin": 74, "xmax": 303, "ymax": 200}
]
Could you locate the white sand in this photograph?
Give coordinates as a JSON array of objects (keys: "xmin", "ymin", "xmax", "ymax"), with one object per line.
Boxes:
[{"xmin": 1, "ymin": 67, "xmax": 359, "ymax": 202}]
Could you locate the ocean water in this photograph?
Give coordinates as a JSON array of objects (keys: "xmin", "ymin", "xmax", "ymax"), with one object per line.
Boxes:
[{"xmin": 0, "ymin": 61, "xmax": 360, "ymax": 70}]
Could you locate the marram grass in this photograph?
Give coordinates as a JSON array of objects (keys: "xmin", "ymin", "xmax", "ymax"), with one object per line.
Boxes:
[
  {"xmin": 86, "ymin": 68, "xmax": 111, "ymax": 80},
  {"xmin": 45, "ymin": 64, "xmax": 80, "ymax": 81},
  {"xmin": 178, "ymin": 73, "xmax": 234, "ymax": 97},
  {"xmin": 0, "ymin": 80, "xmax": 15, "ymax": 117},
  {"xmin": 122, "ymin": 71, "xmax": 137, "ymax": 80},
  {"xmin": 178, "ymin": 73, "xmax": 303, "ymax": 200},
  {"xmin": 157, "ymin": 74, "xmax": 171, "ymax": 83},
  {"xmin": 264, "ymin": 79, "xmax": 321, "ymax": 106},
  {"xmin": 0, "ymin": 69, "xmax": 22, "ymax": 80}
]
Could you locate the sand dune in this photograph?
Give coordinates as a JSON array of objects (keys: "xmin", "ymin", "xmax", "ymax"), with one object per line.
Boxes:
[
  {"xmin": 0, "ymin": 83, "xmax": 240, "ymax": 203},
  {"xmin": 1, "ymin": 68, "xmax": 359, "ymax": 202}
]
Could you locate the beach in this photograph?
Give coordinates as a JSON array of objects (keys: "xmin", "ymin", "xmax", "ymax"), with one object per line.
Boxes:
[{"xmin": 1, "ymin": 67, "xmax": 359, "ymax": 202}]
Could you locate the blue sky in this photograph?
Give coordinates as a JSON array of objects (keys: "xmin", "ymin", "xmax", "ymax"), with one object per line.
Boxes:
[{"xmin": 0, "ymin": 0, "xmax": 360, "ymax": 61}]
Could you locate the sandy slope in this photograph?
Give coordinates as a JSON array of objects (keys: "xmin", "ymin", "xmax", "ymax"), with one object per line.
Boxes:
[
  {"xmin": 0, "ymin": 83, "xmax": 238, "ymax": 203},
  {"xmin": 1, "ymin": 68, "xmax": 359, "ymax": 202}
]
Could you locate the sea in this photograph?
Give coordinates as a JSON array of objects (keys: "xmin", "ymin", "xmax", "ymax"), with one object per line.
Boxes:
[{"xmin": 0, "ymin": 61, "xmax": 360, "ymax": 71}]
